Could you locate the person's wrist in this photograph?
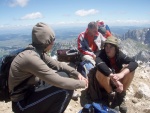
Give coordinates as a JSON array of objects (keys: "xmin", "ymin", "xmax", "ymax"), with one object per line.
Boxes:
[
  {"xmin": 109, "ymin": 73, "xmax": 113, "ymax": 76},
  {"xmin": 116, "ymin": 81, "xmax": 123, "ymax": 87},
  {"xmin": 91, "ymin": 54, "xmax": 95, "ymax": 58},
  {"xmin": 109, "ymin": 73, "xmax": 114, "ymax": 80},
  {"xmin": 80, "ymin": 80, "xmax": 86, "ymax": 88},
  {"xmin": 82, "ymin": 80, "xmax": 86, "ymax": 88},
  {"xmin": 83, "ymin": 79, "xmax": 88, "ymax": 88}
]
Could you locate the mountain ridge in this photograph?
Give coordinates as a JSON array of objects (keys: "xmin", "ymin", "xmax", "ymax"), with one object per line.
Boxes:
[{"xmin": 0, "ymin": 26, "xmax": 150, "ymax": 62}]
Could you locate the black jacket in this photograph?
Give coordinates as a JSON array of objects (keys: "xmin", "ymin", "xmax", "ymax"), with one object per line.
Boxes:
[{"xmin": 95, "ymin": 49, "xmax": 138, "ymax": 76}]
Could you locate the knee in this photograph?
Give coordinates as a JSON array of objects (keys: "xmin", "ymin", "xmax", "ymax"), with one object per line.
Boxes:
[
  {"xmin": 58, "ymin": 89, "xmax": 73, "ymax": 101},
  {"xmin": 131, "ymin": 71, "xmax": 135, "ymax": 75},
  {"xmin": 96, "ymin": 70, "xmax": 107, "ymax": 80},
  {"xmin": 69, "ymin": 90, "xmax": 74, "ymax": 95},
  {"xmin": 125, "ymin": 71, "xmax": 135, "ymax": 78},
  {"xmin": 95, "ymin": 70, "xmax": 101, "ymax": 80}
]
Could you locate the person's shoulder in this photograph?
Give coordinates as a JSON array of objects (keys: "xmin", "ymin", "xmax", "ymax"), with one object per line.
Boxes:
[
  {"xmin": 78, "ymin": 31, "xmax": 85, "ymax": 37},
  {"xmin": 118, "ymin": 50, "xmax": 126, "ymax": 56},
  {"xmin": 11, "ymin": 49, "xmax": 39, "ymax": 68},
  {"xmin": 19, "ymin": 50, "xmax": 40, "ymax": 60},
  {"xmin": 23, "ymin": 49, "xmax": 37, "ymax": 54},
  {"xmin": 105, "ymin": 30, "xmax": 111, "ymax": 36},
  {"xmin": 118, "ymin": 50, "xmax": 129, "ymax": 59}
]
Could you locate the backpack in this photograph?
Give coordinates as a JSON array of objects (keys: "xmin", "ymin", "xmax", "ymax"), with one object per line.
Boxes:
[
  {"xmin": 0, "ymin": 55, "xmax": 16, "ymax": 102},
  {"xmin": 0, "ymin": 48, "xmax": 34, "ymax": 103},
  {"xmin": 79, "ymin": 102, "xmax": 118, "ymax": 113},
  {"xmin": 57, "ymin": 48, "xmax": 81, "ymax": 63}
]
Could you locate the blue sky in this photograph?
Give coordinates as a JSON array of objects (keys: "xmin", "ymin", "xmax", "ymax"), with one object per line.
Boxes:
[{"xmin": 0, "ymin": 0, "xmax": 150, "ymax": 30}]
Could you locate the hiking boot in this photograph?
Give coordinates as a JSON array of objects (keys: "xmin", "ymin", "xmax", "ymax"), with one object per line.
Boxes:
[
  {"xmin": 119, "ymin": 100, "xmax": 127, "ymax": 113},
  {"xmin": 109, "ymin": 92, "xmax": 119, "ymax": 112},
  {"xmin": 108, "ymin": 91, "xmax": 120, "ymax": 111},
  {"xmin": 117, "ymin": 91, "xmax": 127, "ymax": 113},
  {"xmin": 108, "ymin": 91, "xmax": 116, "ymax": 103}
]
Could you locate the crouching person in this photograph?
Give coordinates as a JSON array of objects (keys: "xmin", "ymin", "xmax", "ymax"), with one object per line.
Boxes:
[
  {"xmin": 8, "ymin": 22, "xmax": 88, "ymax": 113},
  {"xmin": 95, "ymin": 36, "xmax": 138, "ymax": 113}
]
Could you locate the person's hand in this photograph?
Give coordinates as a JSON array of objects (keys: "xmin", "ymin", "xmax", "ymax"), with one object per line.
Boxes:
[
  {"xmin": 115, "ymin": 81, "xmax": 123, "ymax": 93},
  {"xmin": 110, "ymin": 73, "xmax": 125, "ymax": 81},
  {"xmin": 110, "ymin": 73, "xmax": 123, "ymax": 93},
  {"xmin": 92, "ymin": 54, "xmax": 96, "ymax": 60},
  {"xmin": 78, "ymin": 74, "xmax": 88, "ymax": 88},
  {"xmin": 78, "ymin": 74, "xmax": 86, "ymax": 80},
  {"xmin": 83, "ymin": 79, "xmax": 88, "ymax": 88},
  {"xmin": 109, "ymin": 73, "xmax": 116, "ymax": 81}
]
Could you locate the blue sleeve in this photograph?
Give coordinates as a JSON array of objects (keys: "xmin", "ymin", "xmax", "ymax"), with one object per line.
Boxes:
[{"xmin": 105, "ymin": 25, "xmax": 111, "ymax": 33}]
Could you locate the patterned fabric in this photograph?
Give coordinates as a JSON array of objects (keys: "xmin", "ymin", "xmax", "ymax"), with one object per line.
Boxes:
[{"xmin": 77, "ymin": 29, "xmax": 106, "ymax": 57}]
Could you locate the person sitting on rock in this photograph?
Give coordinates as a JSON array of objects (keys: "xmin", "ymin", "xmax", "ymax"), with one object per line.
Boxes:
[
  {"xmin": 9, "ymin": 22, "xmax": 88, "ymax": 113},
  {"xmin": 96, "ymin": 20, "xmax": 112, "ymax": 38},
  {"xmin": 77, "ymin": 21, "xmax": 106, "ymax": 78},
  {"xmin": 95, "ymin": 36, "xmax": 138, "ymax": 113},
  {"xmin": 77, "ymin": 21, "xmax": 106, "ymax": 66}
]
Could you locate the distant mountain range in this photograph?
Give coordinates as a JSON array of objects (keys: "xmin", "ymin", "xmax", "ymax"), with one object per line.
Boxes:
[
  {"xmin": 0, "ymin": 26, "xmax": 150, "ymax": 62},
  {"xmin": 124, "ymin": 28, "xmax": 150, "ymax": 45}
]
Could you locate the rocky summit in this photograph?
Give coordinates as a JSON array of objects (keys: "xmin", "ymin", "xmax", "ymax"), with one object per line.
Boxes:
[
  {"xmin": 0, "ymin": 27, "xmax": 150, "ymax": 113},
  {"xmin": 0, "ymin": 62, "xmax": 150, "ymax": 113}
]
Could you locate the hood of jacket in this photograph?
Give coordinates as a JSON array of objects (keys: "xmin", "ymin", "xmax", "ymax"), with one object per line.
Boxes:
[{"xmin": 32, "ymin": 22, "xmax": 55, "ymax": 53}]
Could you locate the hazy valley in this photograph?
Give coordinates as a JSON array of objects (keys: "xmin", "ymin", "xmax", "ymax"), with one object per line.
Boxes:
[{"xmin": 0, "ymin": 26, "xmax": 149, "ymax": 62}]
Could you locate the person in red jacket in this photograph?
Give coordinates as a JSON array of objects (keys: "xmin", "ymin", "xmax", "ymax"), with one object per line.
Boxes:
[
  {"xmin": 77, "ymin": 21, "xmax": 106, "ymax": 66},
  {"xmin": 96, "ymin": 20, "xmax": 112, "ymax": 38}
]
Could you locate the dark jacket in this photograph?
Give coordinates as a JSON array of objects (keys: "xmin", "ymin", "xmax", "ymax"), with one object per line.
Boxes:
[{"xmin": 95, "ymin": 49, "xmax": 138, "ymax": 76}]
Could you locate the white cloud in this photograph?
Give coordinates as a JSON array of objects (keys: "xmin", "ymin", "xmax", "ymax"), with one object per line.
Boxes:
[
  {"xmin": 9, "ymin": 0, "xmax": 29, "ymax": 7},
  {"xmin": 56, "ymin": 19, "xmax": 150, "ymax": 26},
  {"xmin": 115, "ymin": 19, "xmax": 150, "ymax": 25},
  {"xmin": 0, "ymin": 25, "xmax": 5, "ymax": 28},
  {"xmin": 21, "ymin": 12, "xmax": 43, "ymax": 20},
  {"xmin": 101, "ymin": 19, "xmax": 150, "ymax": 26},
  {"xmin": 55, "ymin": 21, "xmax": 88, "ymax": 25},
  {"xmin": 0, "ymin": 24, "xmax": 33, "ymax": 31},
  {"xmin": 1, "ymin": 19, "xmax": 150, "ymax": 30},
  {"xmin": 75, "ymin": 9, "xmax": 99, "ymax": 16}
]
